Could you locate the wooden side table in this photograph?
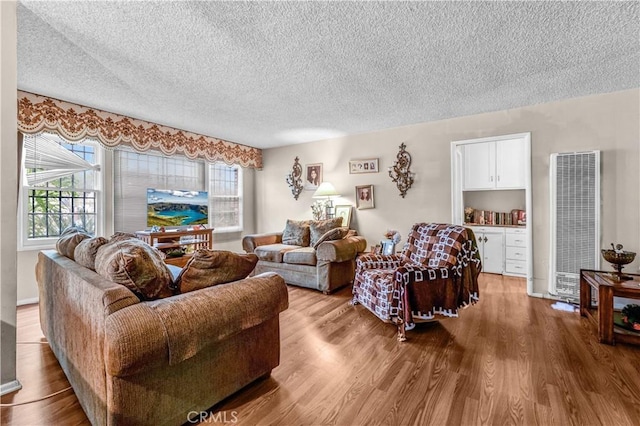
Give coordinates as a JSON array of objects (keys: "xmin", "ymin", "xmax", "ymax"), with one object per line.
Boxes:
[{"xmin": 579, "ymin": 269, "xmax": 640, "ymax": 345}]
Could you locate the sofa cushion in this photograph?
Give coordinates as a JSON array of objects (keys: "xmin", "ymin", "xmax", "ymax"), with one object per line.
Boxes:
[
  {"xmin": 74, "ymin": 236, "xmax": 109, "ymax": 270},
  {"xmin": 283, "ymin": 247, "xmax": 317, "ymax": 266},
  {"xmin": 254, "ymin": 244, "xmax": 302, "ymax": 263},
  {"xmin": 282, "ymin": 219, "xmax": 310, "ymax": 246},
  {"xmin": 56, "ymin": 231, "xmax": 91, "ymax": 260},
  {"xmin": 312, "ymin": 227, "xmax": 350, "ymax": 249},
  {"xmin": 95, "ymin": 239, "xmax": 174, "ymax": 300},
  {"xmin": 309, "ymin": 218, "xmax": 343, "ymax": 247},
  {"xmin": 175, "ymin": 250, "xmax": 259, "ymax": 294}
]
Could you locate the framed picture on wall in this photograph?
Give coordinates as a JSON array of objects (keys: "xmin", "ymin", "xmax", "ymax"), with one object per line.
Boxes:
[
  {"xmin": 349, "ymin": 158, "xmax": 379, "ymax": 174},
  {"xmin": 304, "ymin": 163, "xmax": 323, "ymax": 190},
  {"xmin": 355, "ymin": 185, "xmax": 374, "ymax": 209},
  {"xmin": 334, "ymin": 205, "xmax": 352, "ymax": 228}
]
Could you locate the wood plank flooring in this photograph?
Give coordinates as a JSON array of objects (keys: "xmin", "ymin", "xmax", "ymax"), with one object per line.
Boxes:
[{"xmin": 2, "ymin": 274, "xmax": 639, "ymax": 425}]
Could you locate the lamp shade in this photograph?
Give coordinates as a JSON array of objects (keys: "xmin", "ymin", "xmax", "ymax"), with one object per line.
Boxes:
[{"xmin": 312, "ymin": 182, "xmax": 340, "ymax": 198}]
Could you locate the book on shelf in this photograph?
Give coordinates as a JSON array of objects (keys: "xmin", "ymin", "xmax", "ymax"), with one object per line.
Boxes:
[{"xmin": 466, "ymin": 208, "xmax": 522, "ymax": 226}]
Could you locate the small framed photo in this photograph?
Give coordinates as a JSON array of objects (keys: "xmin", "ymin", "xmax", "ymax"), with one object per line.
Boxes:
[
  {"xmin": 355, "ymin": 185, "xmax": 374, "ymax": 210},
  {"xmin": 334, "ymin": 205, "xmax": 352, "ymax": 228},
  {"xmin": 305, "ymin": 163, "xmax": 323, "ymax": 190},
  {"xmin": 349, "ymin": 158, "xmax": 379, "ymax": 174},
  {"xmin": 380, "ymin": 239, "xmax": 396, "ymax": 255}
]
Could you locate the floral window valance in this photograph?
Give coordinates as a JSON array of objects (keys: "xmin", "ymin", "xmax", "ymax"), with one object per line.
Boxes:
[{"xmin": 17, "ymin": 91, "xmax": 262, "ymax": 169}]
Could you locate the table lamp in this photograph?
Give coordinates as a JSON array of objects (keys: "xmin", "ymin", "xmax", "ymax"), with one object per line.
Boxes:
[{"xmin": 312, "ymin": 182, "xmax": 341, "ymax": 219}]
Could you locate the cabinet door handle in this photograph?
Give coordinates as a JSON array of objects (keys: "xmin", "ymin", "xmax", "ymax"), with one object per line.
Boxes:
[
  {"xmin": 497, "ymin": 175, "xmax": 500, "ymax": 181},
  {"xmin": 490, "ymin": 176, "xmax": 493, "ymax": 182},
  {"xmin": 484, "ymin": 236, "xmax": 488, "ymax": 242}
]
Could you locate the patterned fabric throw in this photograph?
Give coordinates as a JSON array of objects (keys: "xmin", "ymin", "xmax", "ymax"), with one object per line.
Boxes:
[{"xmin": 352, "ymin": 223, "xmax": 482, "ymax": 339}]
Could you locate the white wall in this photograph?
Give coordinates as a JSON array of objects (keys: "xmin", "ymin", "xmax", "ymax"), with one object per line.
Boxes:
[
  {"xmin": 1, "ymin": 0, "xmax": 20, "ymax": 393},
  {"xmin": 257, "ymin": 89, "xmax": 640, "ymax": 296}
]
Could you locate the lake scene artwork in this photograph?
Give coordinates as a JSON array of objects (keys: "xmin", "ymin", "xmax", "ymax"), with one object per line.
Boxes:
[{"xmin": 147, "ymin": 188, "xmax": 209, "ymax": 227}]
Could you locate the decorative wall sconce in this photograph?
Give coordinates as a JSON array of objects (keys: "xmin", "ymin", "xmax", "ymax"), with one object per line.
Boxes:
[
  {"xmin": 286, "ymin": 156, "xmax": 304, "ymax": 200},
  {"xmin": 388, "ymin": 143, "xmax": 415, "ymax": 198}
]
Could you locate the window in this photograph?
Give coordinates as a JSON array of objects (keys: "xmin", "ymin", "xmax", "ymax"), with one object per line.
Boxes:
[
  {"xmin": 113, "ymin": 149, "xmax": 205, "ymax": 233},
  {"xmin": 19, "ymin": 133, "xmax": 103, "ymax": 249},
  {"xmin": 209, "ymin": 163, "xmax": 243, "ymax": 232},
  {"xmin": 113, "ymin": 151, "xmax": 243, "ymax": 233}
]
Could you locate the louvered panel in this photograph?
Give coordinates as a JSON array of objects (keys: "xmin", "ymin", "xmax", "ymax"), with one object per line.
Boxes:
[{"xmin": 549, "ymin": 151, "xmax": 600, "ymax": 302}]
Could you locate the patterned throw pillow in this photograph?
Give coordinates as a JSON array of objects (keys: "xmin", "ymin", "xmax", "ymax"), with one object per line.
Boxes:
[
  {"xmin": 309, "ymin": 218, "xmax": 343, "ymax": 247},
  {"xmin": 312, "ymin": 227, "xmax": 350, "ymax": 249},
  {"xmin": 74, "ymin": 236, "xmax": 109, "ymax": 270},
  {"xmin": 95, "ymin": 239, "xmax": 174, "ymax": 300},
  {"xmin": 282, "ymin": 219, "xmax": 310, "ymax": 246},
  {"xmin": 175, "ymin": 250, "xmax": 259, "ymax": 294},
  {"xmin": 56, "ymin": 231, "xmax": 91, "ymax": 260}
]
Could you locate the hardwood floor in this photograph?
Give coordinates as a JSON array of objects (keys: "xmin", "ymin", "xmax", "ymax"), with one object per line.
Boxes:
[{"xmin": 2, "ymin": 274, "xmax": 639, "ymax": 425}]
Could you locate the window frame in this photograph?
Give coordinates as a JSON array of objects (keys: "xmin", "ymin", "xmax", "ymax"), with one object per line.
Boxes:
[
  {"xmin": 208, "ymin": 163, "xmax": 243, "ymax": 234},
  {"xmin": 18, "ymin": 136, "xmax": 105, "ymax": 251}
]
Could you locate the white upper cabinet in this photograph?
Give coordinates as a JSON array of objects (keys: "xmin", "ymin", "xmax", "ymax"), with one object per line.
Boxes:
[
  {"xmin": 463, "ymin": 138, "xmax": 526, "ymax": 190},
  {"xmin": 463, "ymin": 142, "xmax": 495, "ymax": 190},
  {"xmin": 496, "ymin": 139, "xmax": 526, "ymax": 188}
]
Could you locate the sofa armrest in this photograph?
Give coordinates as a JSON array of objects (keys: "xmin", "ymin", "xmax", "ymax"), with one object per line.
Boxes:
[
  {"xmin": 242, "ymin": 232, "xmax": 283, "ymax": 253},
  {"xmin": 316, "ymin": 235, "xmax": 367, "ymax": 262},
  {"xmin": 104, "ymin": 272, "xmax": 288, "ymax": 377}
]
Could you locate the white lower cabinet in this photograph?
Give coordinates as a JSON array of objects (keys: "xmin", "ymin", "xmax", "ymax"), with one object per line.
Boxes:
[
  {"xmin": 469, "ymin": 226, "xmax": 528, "ymax": 276},
  {"xmin": 470, "ymin": 227, "xmax": 504, "ymax": 274},
  {"xmin": 504, "ymin": 228, "xmax": 527, "ymax": 277}
]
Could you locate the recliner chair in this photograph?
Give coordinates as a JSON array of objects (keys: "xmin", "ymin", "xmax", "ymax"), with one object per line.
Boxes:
[{"xmin": 351, "ymin": 223, "xmax": 482, "ymax": 341}]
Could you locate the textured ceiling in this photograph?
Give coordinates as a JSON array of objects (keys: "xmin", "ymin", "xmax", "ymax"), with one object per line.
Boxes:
[{"xmin": 17, "ymin": 1, "xmax": 639, "ymax": 149}]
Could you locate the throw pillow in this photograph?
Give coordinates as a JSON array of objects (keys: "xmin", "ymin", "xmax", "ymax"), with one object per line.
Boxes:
[
  {"xmin": 74, "ymin": 236, "xmax": 109, "ymax": 270},
  {"xmin": 56, "ymin": 231, "xmax": 91, "ymax": 260},
  {"xmin": 309, "ymin": 218, "xmax": 343, "ymax": 247},
  {"xmin": 282, "ymin": 219, "xmax": 310, "ymax": 246},
  {"xmin": 312, "ymin": 227, "xmax": 350, "ymax": 249},
  {"xmin": 175, "ymin": 250, "xmax": 259, "ymax": 294},
  {"xmin": 60, "ymin": 225, "xmax": 88, "ymax": 237},
  {"xmin": 95, "ymin": 239, "xmax": 174, "ymax": 300},
  {"xmin": 109, "ymin": 232, "xmax": 138, "ymax": 243}
]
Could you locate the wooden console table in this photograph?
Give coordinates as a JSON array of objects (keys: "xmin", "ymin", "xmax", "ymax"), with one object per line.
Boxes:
[
  {"xmin": 135, "ymin": 228, "xmax": 213, "ymax": 267},
  {"xmin": 579, "ymin": 269, "xmax": 640, "ymax": 345}
]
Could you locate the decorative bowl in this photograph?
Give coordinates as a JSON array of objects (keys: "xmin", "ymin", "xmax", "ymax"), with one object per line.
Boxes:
[
  {"xmin": 601, "ymin": 249, "xmax": 636, "ymax": 267},
  {"xmin": 601, "ymin": 245, "xmax": 636, "ymax": 280}
]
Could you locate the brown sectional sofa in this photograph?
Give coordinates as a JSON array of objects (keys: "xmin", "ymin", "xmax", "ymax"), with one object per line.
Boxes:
[
  {"xmin": 36, "ymin": 250, "xmax": 288, "ymax": 425},
  {"xmin": 242, "ymin": 228, "xmax": 367, "ymax": 294}
]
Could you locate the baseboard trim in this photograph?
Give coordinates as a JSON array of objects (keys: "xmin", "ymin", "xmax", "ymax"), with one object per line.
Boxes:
[
  {"xmin": 17, "ymin": 297, "xmax": 38, "ymax": 306},
  {"xmin": 0, "ymin": 380, "xmax": 23, "ymax": 396}
]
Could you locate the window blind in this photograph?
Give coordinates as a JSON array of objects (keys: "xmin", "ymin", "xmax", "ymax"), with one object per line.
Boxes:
[{"xmin": 113, "ymin": 149, "xmax": 205, "ymax": 233}]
